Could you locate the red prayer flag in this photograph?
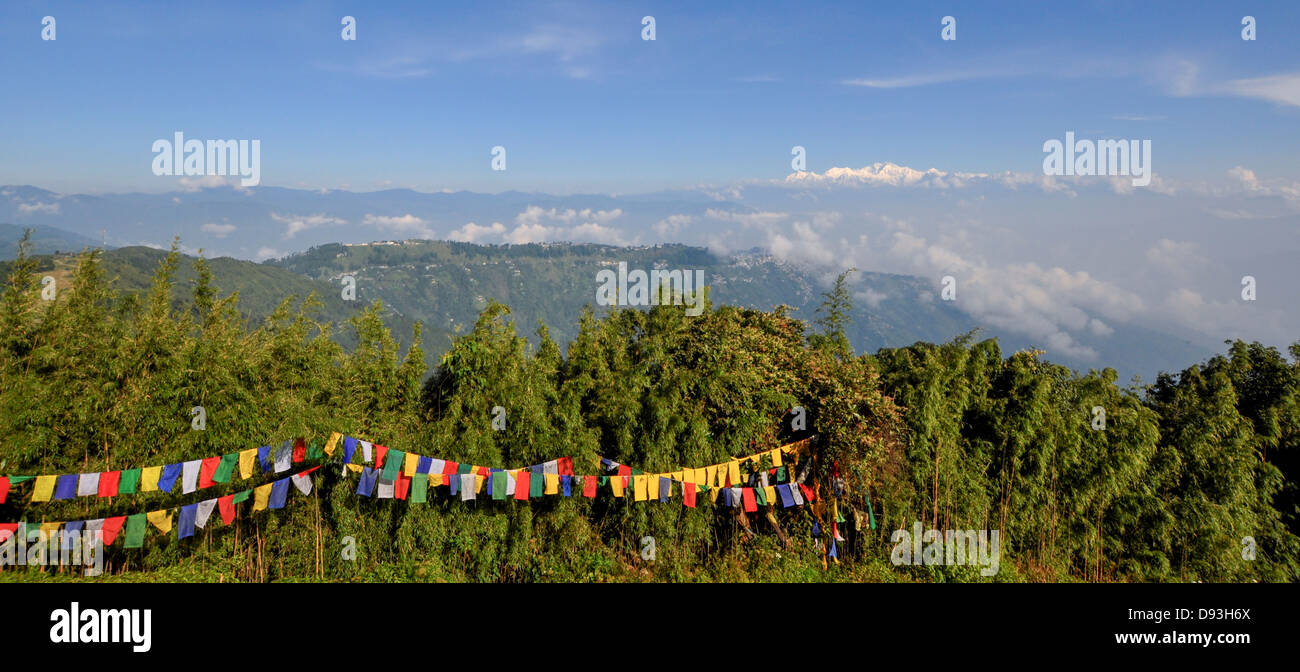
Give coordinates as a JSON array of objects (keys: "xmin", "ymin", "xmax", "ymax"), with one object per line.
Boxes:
[
  {"xmin": 199, "ymin": 457, "xmax": 221, "ymax": 488},
  {"xmin": 100, "ymin": 516, "xmax": 127, "ymax": 546},
  {"xmin": 374, "ymin": 445, "xmax": 388, "ymax": 467},
  {"xmin": 558, "ymin": 457, "xmax": 573, "ymax": 476},
  {"xmin": 97, "ymin": 471, "xmax": 121, "ymax": 498},
  {"xmin": 395, "ymin": 473, "xmax": 411, "ymax": 500},
  {"xmin": 583, "ymin": 475, "xmax": 597, "ymax": 498},
  {"xmin": 514, "ymin": 471, "xmax": 531, "ymax": 501},
  {"xmin": 799, "ymin": 483, "xmax": 816, "ymax": 503},
  {"xmin": 684, "ymin": 482, "xmax": 697, "ymax": 508},
  {"xmin": 617, "ymin": 464, "xmax": 631, "ymax": 477},
  {"xmin": 218, "ymin": 495, "xmax": 237, "ymax": 525},
  {"xmin": 0, "ymin": 522, "xmax": 17, "ymax": 543},
  {"xmin": 442, "ymin": 460, "xmax": 459, "ymax": 475},
  {"xmin": 0, "ymin": 476, "xmax": 9, "ymax": 504},
  {"xmin": 476, "ymin": 466, "xmax": 489, "ymax": 478},
  {"xmin": 293, "ymin": 437, "xmax": 306, "ymax": 463},
  {"xmin": 742, "ymin": 487, "xmax": 758, "ymax": 512}
]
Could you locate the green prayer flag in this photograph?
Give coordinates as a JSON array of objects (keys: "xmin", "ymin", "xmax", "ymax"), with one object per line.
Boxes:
[
  {"xmin": 118, "ymin": 468, "xmax": 142, "ymax": 494},
  {"xmin": 491, "ymin": 471, "xmax": 506, "ymax": 500},
  {"xmin": 754, "ymin": 486, "xmax": 767, "ymax": 506},
  {"xmin": 529, "ymin": 470, "xmax": 544, "ymax": 498},
  {"xmin": 7, "ymin": 475, "xmax": 33, "ymax": 484},
  {"xmin": 631, "ymin": 468, "xmax": 643, "ymax": 476},
  {"xmin": 865, "ymin": 488, "xmax": 876, "ymax": 530},
  {"xmin": 598, "ymin": 475, "xmax": 608, "ymax": 486},
  {"xmin": 410, "ymin": 474, "xmax": 428, "ymax": 504},
  {"xmin": 212, "ymin": 454, "xmax": 237, "ymax": 483},
  {"xmin": 307, "ymin": 441, "xmax": 324, "ymax": 460},
  {"xmin": 124, "ymin": 514, "xmax": 147, "ymax": 549},
  {"xmin": 456, "ymin": 462, "xmax": 473, "ymax": 475},
  {"xmin": 232, "ymin": 489, "xmax": 251, "ymax": 504},
  {"xmin": 776, "ymin": 466, "xmax": 787, "ymax": 483},
  {"xmin": 381, "ymin": 449, "xmax": 405, "ymax": 481}
]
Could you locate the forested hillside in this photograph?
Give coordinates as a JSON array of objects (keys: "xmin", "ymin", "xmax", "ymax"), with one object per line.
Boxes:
[{"xmin": 1, "ymin": 240, "xmax": 1296, "ymax": 582}]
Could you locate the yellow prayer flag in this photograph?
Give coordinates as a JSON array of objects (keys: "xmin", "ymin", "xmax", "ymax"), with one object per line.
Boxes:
[
  {"xmin": 727, "ymin": 460, "xmax": 741, "ymax": 487},
  {"xmin": 544, "ymin": 473, "xmax": 559, "ymax": 495},
  {"xmin": 633, "ymin": 475, "xmax": 648, "ymax": 501},
  {"xmin": 346, "ymin": 463, "xmax": 363, "ymax": 473},
  {"xmin": 404, "ymin": 452, "xmax": 419, "ymax": 477},
  {"xmin": 31, "ymin": 475, "xmax": 56, "ymax": 502},
  {"xmin": 770, "ymin": 448, "xmax": 782, "ymax": 467},
  {"xmin": 475, "ymin": 474, "xmax": 486, "ymax": 493},
  {"xmin": 146, "ymin": 509, "xmax": 173, "ymax": 534},
  {"xmin": 611, "ymin": 475, "xmax": 625, "ymax": 498},
  {"xmin": 141, "ymin": 466, "xmax": 162, "ymax": 492},
  {"xmin": 238, "ymin": 449, "xmax": 257, "ymax": 479},
  {"xmin": 764, "ymin": 486, "xmax": 777, "ymax": 506},
  {"xmin": 671, "ymin": 470, "xmax": 683, "ymax": 482},
  {"xmin": 705, "ymin": 465, "xmax": 717, "ymax": 488},
  {"xmin": 252, "ymin": 484, "xmax": 272, "ymax": 512},
  {"xmin": 324, "ymin": 431, "xmax": 342, "ymax": 457},
  {"xmin": 710, "ymin": 486, "xmax": 722, "ymax": 503},
  {"xmin": 40, "ymin": 521, "xmax": 61, "ymax": 540}
]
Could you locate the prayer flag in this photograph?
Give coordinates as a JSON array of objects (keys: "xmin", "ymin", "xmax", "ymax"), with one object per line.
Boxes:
[
  {"xmin": 195, "ymin": 499, "xmax": 217, "ymax": 529},
  {"xmin": 799, "ymin": 484, "xmax": 816, "ymax": 503},
  {"xmin": 381, "ymin": 449, "xmax": 404, "ymax": 481},
  {"xmin": 544, "ymin": 473, "xmax": 559, "ymax": 495},
  {"xmin": 529, "ymin": 468, "xmax": 544, "ymax": 498},
  {"xmin": 583, "ymin": 475, "xmax": 597, "ymax": 498},
  {"xmin": 361, "ymin": 440, "xmax": 373, "ymax": 463},
  {"xmin": 704, "ymin": 466, "xmax": 717, "ymax": 489},
  {"xmin": 253, "ymin": 483, "xmax": 272, "ymax": 511},
  {"xmin": 213, "ymin": 454, "xmax": 237, "ymax": 483},
  {"xmin": 32, "ymin": 475, "xmax": 56, "ymax": 502},
  {"xmin": 200, "ymin": 456, "xmax": 221, "ymax": 488},
  {"xmin": 684, "ymin": 482, "xmax": 697, "ymax": 508},
  {"xmin": 98, "ymin": 471, "xmax": 121, "ymax": 498},
  {"xmin": 764, "ymin": 486, "xmax": 777, "ymax": 507},
  {"xmin": 140, "ymin": 466, "xmax": 162, "ymax": 492},
  {"xmin": 274, "ymin": 441, "xmax": 292, "ymax": 473},
  {"xmin": 790, "ymin": 484, "xmax": 805, "ymax": 506},
  {"xmin": 561, "ymin": 474, "xmax": 572, "ymax": 497},
  {"xmin": 513, "ymin": 471, "xmax": 530, "ymax": 501},
  {"xmin": 291, "ymin": 472, "xmax": 313, "ymax": 495},
  {"xmin": 777, "ymin": 484, "xmax": 794, "ymax": 507},
  {"xmin": 410, "ymin": 473, "xmax": 429, "ymax": 504},
  {"xmin": 610, "ymin": 474, "xmax": 625, "ymax": 498},
  {"xmin": 723, "ymin": 487, "xmax": 733, "ymax": 508},
  {"xmin": 417, "ymin": 456, "xmax": 433, "ymax": 474},
  {"xmin": 238, "ymin": 449, "xmax": 258, "ymax": 479},
  {"xmin": 325, "ymin": 432, "xmax": 342, "ymax": 457},
  {"xmin": 374, "ymin": 445, "xmax": 388, "ymax": 470},
  {"xmin": 754, "ymin": 486, "xmax": 768, "ymax": 507},
  {"xmin": 118, "ymin": 468, "xmax": 141, "ymax": 494},
  {"xmin": 342, "ymin": 436, "xmax": 357, "ymax": 463},
  {"xmin": 268, "ymin": 478, "xmax": 290, "ymax": 509},
  {"xmin": 492, "ymin": 471, "xmax": 506, "ymax": 500},
  {"xmin": 293, "ymin": 438, "xmax": 306, "ymax": 463},
  {"xmin": 376, "ymin": 477, "xmax": 395, "ymax": 499},
  {"xmin": 54, "ymin": 474, "xmax": 78, "ymax": 500},
  {"xmin": 394, "ymin": 473, "xmax": 410, "ymax": 500},
  {"xmin": 124, "ymin": 514, "xmax": 147, "ymax": 548},
  {"xmin": 77, "ymin": 472, "xmax": 100, "ymax": 497},
  {"xmin": 218, "ymin": 495, "xmax": 237, "ymax": 524},
  {"xmin": 178, "ymin": 504, "xmax": 197, "ymax": 539},
  {"xmin": 404, "ymin": 452, "xmax": 419, "ymax": 477},
  {"xmin": 257, "ymin": 445, "xmax": 271, "ymax": 472},
  {"xmin": 100, "ymin": 516, "xmax": 126, "ymax": 546},
  {"xmin": 232, "ymin": 490, "xmax": 251, "ymax": 504},
  {"xmin": 147, "ymin": 509, "xmax": 174, "ymax": 534},
  {"xmin": 742, "ymin": 488, "xmax": 758, "ymax": 512},
  {"xmin": 182, "ymin": 459, "xmax": 201, "ymax": 494},
  {"xmin": 157, "ymin": 463, "xmax": 181, "ymax": 493},
  {"xmin": 0, "ymin": 476, "xmax": 8, "ymax": 504},
  {"xmin": 659, "ymin": 477, "xmax": 671, "ymax": 502},
  {"xmin": 770, "ymin": 448, "xmax": 782, "ymax": 467},
  {"xmin": 460, "ymin": 473, "xmax": 476, "ymax": 501},
  {"xmin": 727, "ymin": 461, "xmax": 741, "ymax": 487}
]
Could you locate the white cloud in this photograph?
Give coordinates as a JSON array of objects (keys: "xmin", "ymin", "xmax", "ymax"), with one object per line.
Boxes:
[
  {"xmin": 254, "ymin": 246, "xmax": 283, "ymax": 262},
  {"xmin": 272, "ymin": 212, "xmax": 348, "ymax": 239},
  {"xmin": 201, "ymin": 222, "xmax": 237, "ymax": 238},
  {"xmin": 653, "ymin": 214, "xmax": 695, "ymax": 237},
  {"xmin": 362, "ymin": 213, "xmax": 435, "ymax": 239},
  {"xmin": 17, "ymin": 202, "xmax": 60, "ymax": 215},
  {"xmin": 448, "ymin": 221, "xmax": 506, "ymax": 243},
  {"xmin": 1145, "ymin": 239, "xmax": 1207, "ymax": 274}
]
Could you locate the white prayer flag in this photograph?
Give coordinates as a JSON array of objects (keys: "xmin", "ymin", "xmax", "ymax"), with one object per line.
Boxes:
[
  {"xmin": 182, "ymin": 460, "xmax": 202, "ymax": 494},
  {"xmin": 77, "ymin": 472, "xmax": 100, "ymax": 497}
]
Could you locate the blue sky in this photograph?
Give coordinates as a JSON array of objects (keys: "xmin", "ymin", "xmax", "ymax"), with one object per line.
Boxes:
[{"xmin": 1, "ymin": 0, "xmax": 1298, "ymax": 194}]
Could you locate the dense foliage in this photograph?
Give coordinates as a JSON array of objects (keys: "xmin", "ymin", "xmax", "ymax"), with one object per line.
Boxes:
[{"xmin": 1, "ymin": 238, "xmax": 1296, "ymax": 582}]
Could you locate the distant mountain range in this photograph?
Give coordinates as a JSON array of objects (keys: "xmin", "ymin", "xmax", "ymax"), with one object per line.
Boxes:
[{"xmin": 1, "ymin": 237, "xmax": 1216, "ymax": 383}]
